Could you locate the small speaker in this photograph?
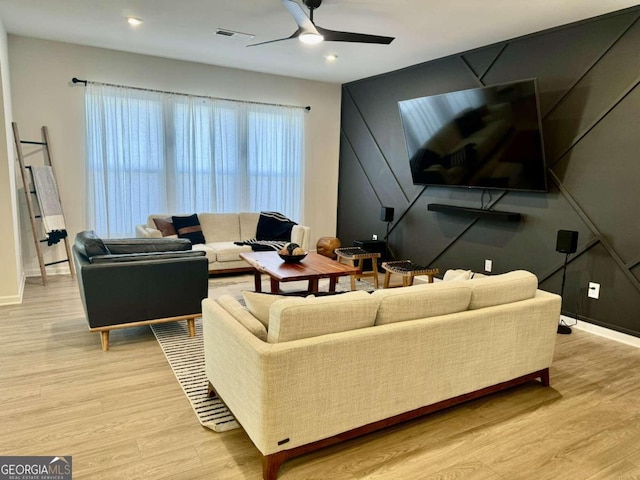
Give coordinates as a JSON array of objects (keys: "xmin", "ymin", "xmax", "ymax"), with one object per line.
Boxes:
[
  {"xmin": 556, "ymin": 230, "xmax": 578, "ymax": 254},
  {"xmin": 380, "ymin": 206, "xmax": 394, "ymax": 223}
]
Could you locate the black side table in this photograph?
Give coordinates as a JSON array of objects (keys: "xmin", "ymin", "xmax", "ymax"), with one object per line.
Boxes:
[{"xmin": 353, "ymin": 239, "xmax": 387, "ymax": 269}]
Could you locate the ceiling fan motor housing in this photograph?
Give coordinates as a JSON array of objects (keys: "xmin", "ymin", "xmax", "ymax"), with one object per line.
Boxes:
[{"xmin": 303, "ymin": 0, "xmax": 323, "ymax": 10}]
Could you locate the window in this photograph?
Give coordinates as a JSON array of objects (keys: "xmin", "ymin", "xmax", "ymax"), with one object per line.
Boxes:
[{"xmin": 85, "ymin": 84, "xmax": 305, "ymax": 237}]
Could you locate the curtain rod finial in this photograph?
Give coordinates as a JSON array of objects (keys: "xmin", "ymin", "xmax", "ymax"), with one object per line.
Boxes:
[
  {"xmin": 72, "ymin": 77, "xmax": 87, "ymax": 85},
  {"xmin": 305, "ymin": 106, "xmax": 311, "ymax": 111}
]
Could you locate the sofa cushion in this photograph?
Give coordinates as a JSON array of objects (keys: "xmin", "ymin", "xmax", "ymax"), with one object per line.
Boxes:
[
  {"xmin": 267, "ymin": 291, "xmax": 378, "ymax": 343},
  {"xmin": 467, "ymin": 270, "xmax": 538, "ymax": 310},
  {"xmin": 210, "ymin": 242, "xmax": 252, "ymax": 263},
  {"xmin": 191, "ymin": 244, "xmax": 216, "ymax": 263},
  {"xmin": 198, "ymin": 213, "xmax": 241, "ymax": 243},
  {"xmin": 239, "ymin": 212, "xmax": 260, "ymax": 240},
  {"xmin": 371, "ymin": 282, "xmax": 472, "ymax": 325},
  {"xmin": 217, "ymin": 295, "xmax": 267, "ymax": 341},
  {"xmin": 172, "ymin": 214, "xmax": 206, "ymax": 245},
  {"xmin": 74, "ymin": 230, "xmax": 110, "ymax": 258},
  {"xmin": 153, "ymin": 217, "xmax": 177, "ymax": 237},
  {"xmin": 242, "ymin": 291, "xmax": 289, "ymax": 328},
  {"xmin": 443, "ymin": 269, "xmax": 472, "ymax": 282}
]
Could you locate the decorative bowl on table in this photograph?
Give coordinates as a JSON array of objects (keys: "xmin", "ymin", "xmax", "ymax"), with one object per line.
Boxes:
[
  {"xmin": 278, "ymin": 252, "xmax": 308, "ymax": 263},
  {"xmin": 278, "ymin": 243, "xmax": 307, "ymax": 263}
]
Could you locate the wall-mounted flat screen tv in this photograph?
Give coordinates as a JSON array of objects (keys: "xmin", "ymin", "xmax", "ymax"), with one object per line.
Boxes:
[{"xmin": 398, "ymin": 79, "xmax": 548, "ymax": 192}]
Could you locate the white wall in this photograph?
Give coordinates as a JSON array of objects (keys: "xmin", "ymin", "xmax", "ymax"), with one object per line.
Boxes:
[
  {"xmin": 0, "ymin": 21, "xmax": 23, "ymax": 305},
  {"xmin": 8, "ymin": 35, "xmax": 342, "ymax": 275}
]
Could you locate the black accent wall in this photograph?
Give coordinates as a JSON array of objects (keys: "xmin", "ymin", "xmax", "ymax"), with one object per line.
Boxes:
[{"xmin": 338, "ymin": 7, "xmax": 640, "ymax": 337}]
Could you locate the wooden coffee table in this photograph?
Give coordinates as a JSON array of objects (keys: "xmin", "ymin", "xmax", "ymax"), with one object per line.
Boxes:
[{"xmin": 240, "ymin": 251, "xmax": 359, "ymax": 294}]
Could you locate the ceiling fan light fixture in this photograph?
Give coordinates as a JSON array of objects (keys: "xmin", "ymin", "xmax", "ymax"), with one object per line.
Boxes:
[
  {"xmin": 299, "ymin": 32, "xmax": 324, "ymax": 45},
  {"xmin": 126, "ymin": 17, "xmax": 143, "ymax": 27}
]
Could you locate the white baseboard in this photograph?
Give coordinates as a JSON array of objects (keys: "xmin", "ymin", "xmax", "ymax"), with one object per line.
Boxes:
[
  {"xmin": 24, "ymin": 265, "xmax": 71, "ymax": 277},
  {"xmin": 0, "ymin": 273, "xmax": 26, "ymax": 306},
  {"xmin": 562, "ymin": 315, "xmax": 640, "ymax": 349}
]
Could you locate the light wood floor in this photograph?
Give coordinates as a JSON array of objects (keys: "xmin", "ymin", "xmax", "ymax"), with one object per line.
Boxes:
[{"xmin": 1, "ymin": 275, "xmax": 640, "ymax": 479}]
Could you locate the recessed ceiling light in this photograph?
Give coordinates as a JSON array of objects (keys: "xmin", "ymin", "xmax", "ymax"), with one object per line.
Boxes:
[
  {"xmin": 324, "ymin": 54, "xmax": 338, "ymax": 62},
  {"xmin": 126, "ymin": 17, "xmax": 143, "ymax": 26}
]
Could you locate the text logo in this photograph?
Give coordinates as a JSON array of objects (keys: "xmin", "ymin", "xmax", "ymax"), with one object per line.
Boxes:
[{"xmin": 0, "ymin": 456, "xmax": 72, "ymax": 480}]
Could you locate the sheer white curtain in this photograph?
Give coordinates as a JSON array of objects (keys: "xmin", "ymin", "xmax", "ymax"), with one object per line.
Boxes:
[{"xmin": 85, "ymin": 84, "xmax": 305, "ymax": 237}]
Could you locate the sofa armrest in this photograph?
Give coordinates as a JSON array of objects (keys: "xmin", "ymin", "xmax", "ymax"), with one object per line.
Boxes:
[
  {"xmin": 203, "ymin": 299, "xmax": 270, "ymax": 447},
  {"xmin": 291, "ymin": 225, "xmax": 311, "ymax": 251},
  {"xmin": 136, "ymin": 224, "xmax": 162, "ymax": 238}
]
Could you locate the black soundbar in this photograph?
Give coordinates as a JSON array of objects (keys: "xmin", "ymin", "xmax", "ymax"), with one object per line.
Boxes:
[{"xmin": 427, "ymin": 203, "xmax": 521, "ymax": 222}]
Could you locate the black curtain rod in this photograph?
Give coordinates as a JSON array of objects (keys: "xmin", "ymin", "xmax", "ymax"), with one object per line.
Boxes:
[{"xmin": 71, "ymin": 77, "xmax": 311, "ymax": 111}]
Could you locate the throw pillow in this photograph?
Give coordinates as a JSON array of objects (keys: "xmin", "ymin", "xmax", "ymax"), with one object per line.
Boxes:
[
  {"xmin": 172, "ymin": 214, "xmax": 205, "ymax": 245},
  {"xmin": 242, "ymin": 291, "xmax": 289, "ymax": 328},
  {"xmin": 153, "ymin": 217, "xmax": 177, "ymax": 237},
  {"xmin": 256, "ymin": 212, "xmax": 297, "ymax": 241}
]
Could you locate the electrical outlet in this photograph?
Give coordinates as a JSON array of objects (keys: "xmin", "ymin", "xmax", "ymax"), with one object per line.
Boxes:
[
  {"xmin": 588, "ymin": 282, "xmax": 600, "ymax": 299},
  {"xmin": 372, "ymin": 234, "xmax": 378, "ymax": 241},
  {"xmin": 484, "ymin": 259, "xmax": 492, "ymax": 272}
]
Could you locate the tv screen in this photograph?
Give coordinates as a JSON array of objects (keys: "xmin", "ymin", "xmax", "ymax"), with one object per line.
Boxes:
[{"xmin": 398, "ymin": 79, "xmax": 548, "ymax": 192}]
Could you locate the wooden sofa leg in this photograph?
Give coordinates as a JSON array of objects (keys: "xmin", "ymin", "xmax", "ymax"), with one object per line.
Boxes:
[
  {"xmin": 540, "ymin": 367, "xmax": 550, "ymax": 387},
  {"xmin": 262, "ymin": 452, "xmax": 287, "ymax": 480},
  {"xmin": 187, "ymin": 318, "xmax": 196, "ymax": 337},
  {"xmin": 100, "ymin": 331, "xmax": 110, "ymax": 351}
]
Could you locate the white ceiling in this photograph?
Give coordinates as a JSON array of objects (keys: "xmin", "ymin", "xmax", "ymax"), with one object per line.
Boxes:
[{"xmin": 0, "ymin": 0, "xmax": 638, "ymax": 84}]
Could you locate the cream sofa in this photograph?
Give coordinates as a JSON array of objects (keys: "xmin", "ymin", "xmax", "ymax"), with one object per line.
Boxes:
[
  {"xmin": 202, "ymin": 270, "xmax": 561, "ymax": 479},
  {"xmin": 136, "ymin": 212, "xmax": 310, "ymax": 273}
]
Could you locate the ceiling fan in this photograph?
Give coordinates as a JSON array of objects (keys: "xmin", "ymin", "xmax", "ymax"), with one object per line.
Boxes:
[{"xmin": 248, "ymin": 0, "xmax": 395, "ymax": 47}]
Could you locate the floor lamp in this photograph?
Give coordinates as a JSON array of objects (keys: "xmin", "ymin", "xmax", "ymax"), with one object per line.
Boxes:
[
  {"xmin": 380, "ymin": 206, "xmax": 394, "ymax": 260},
  {"xmin": 556, "ymin": 230, "xmax": 578, "ymax": 335}
]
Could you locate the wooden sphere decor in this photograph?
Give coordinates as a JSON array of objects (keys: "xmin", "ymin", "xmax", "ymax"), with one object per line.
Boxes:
[{"xmin": 316, "ymin": 237, "xmax": 341, "ymax": 259}]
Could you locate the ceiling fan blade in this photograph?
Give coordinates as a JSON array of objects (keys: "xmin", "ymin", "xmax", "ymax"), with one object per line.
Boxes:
[
  {"xmin": 249, "ymin": 1, "xmax": 321, "ymax": 48},
  {"xmin": 282, "ymin": 0, "xmax": 318, "ymax": 34},
  {"xmin": 316, "ymin": 26, "xmax": 394, "ymax": 45},
  {"xmin": 247, "ymin": 28, "xmax": 302, "ymax": 47}
]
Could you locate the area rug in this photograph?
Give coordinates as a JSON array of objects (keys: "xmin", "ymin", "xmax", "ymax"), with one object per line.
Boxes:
[
  {"xmin": 152, "ymin": 273, "xmax": 376, "ymax": 433},
  {"xmin": 151, "ymin": 319, "xmax": 240, "ymax": 432}
]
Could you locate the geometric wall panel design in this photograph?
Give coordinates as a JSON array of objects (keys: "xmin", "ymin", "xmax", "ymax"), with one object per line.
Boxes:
[{"xmin": 337, "ymin": 6, "xmax": 640, "ymax": 338}]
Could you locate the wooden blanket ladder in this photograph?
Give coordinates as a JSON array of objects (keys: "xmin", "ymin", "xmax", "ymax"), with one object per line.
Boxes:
[{"xmin": 12, "ymin": 122, "xmax": 75, "ymax": 285}]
